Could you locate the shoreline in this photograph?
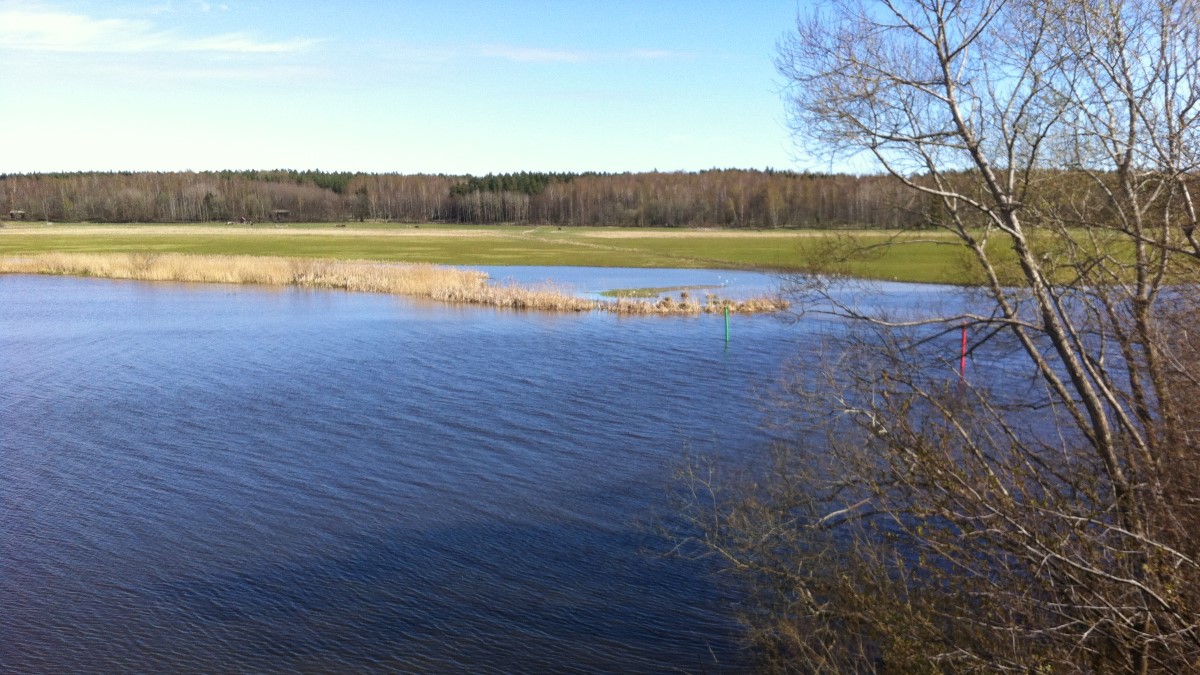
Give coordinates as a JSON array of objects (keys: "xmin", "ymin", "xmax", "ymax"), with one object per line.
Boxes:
[{"xmin": 0, "ymin": 252, "xmax": 789, "ymax": 316}]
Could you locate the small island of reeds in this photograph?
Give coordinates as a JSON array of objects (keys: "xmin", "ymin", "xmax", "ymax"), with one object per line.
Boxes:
[{"xmin": 0, "ymin": 252, "xmax": 788, "ymax": 315}]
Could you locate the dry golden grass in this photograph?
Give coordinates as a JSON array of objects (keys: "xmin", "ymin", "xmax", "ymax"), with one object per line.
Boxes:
[
  {"xmin": 608, "ymin": 293, "xmax": 790, "ymax": 315},
  {"xmin": 0, "ymin": 252, "xmax": 787, "ymax": 315}
]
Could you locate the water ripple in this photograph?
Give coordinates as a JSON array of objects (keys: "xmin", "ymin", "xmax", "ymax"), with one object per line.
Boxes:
[{"xmin": 0, "ymin": 274, "xmax": 797, "ymax": 672}]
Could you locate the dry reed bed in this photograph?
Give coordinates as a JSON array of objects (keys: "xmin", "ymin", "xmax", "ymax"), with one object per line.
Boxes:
[{"xmin": 0, "ymin": 252, "xmax": 788, "ymax": 315}]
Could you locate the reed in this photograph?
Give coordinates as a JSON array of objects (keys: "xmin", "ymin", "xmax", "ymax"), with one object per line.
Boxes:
[{"xmin": 0, "ymin": 252, "xmax": 787, "ymax": 315}]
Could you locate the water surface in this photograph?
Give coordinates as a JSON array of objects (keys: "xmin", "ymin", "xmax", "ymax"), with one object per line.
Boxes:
[{"xmin": 2, "ymin": 273, "xmax": 804, "ymax": 672}]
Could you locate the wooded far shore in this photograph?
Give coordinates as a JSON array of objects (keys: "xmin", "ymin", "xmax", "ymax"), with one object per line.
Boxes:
[{"xmin": 0, "ymin": 169, "xmax": 921, "ymax": 229}]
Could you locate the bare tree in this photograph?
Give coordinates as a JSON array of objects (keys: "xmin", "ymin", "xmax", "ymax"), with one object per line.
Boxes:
[{"xmin": 677, "ymin": 0, "xmax": 1200, "ymax": 671}]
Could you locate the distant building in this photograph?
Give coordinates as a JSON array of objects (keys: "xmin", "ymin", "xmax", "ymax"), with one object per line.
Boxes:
[
  {"xmin": 8, "ymin": 210, "xmax": 26, "ymax": 220},
  {"xmin": 271, "ymin": 209, "xmax": 290, "ymax": 222}
]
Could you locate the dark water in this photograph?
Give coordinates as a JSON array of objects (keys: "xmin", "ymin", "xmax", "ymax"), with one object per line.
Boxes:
[{"xmin": 1, "ymin": 273, "xmax": 812, "ymax": 673}]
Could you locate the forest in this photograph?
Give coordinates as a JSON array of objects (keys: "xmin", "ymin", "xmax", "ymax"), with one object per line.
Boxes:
[{"xmin": 0, "ymin": 169, "xmax": 925, "ymax": 228}]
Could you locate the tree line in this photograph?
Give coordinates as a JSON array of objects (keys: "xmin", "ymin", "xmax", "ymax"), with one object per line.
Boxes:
[{"xmin": 0, "ymin": 169, "xmax": 926, "ymax": 228}]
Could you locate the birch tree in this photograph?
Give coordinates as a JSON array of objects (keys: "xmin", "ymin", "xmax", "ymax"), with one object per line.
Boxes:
[{"xmin": 679, "ymin": 0, "xmax": 1200, "ymax": 671}]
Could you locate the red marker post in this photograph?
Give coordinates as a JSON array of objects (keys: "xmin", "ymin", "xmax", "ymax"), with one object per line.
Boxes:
[{"xmin": 960, "ymin": 321, "xmax": 968, "ymax": 378}]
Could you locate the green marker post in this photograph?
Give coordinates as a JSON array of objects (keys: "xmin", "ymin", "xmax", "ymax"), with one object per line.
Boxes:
[{"xmin": 724, "ymin": 306, "xmax": 730, "ymax": 343}]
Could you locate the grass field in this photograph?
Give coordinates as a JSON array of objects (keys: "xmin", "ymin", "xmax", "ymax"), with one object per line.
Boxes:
[{"xmin": 0, "ymin": 222, "xmax": 991, "ymax": 284}]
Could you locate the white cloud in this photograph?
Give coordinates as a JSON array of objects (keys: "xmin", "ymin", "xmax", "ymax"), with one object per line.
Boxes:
[
  {"xmin": 177, "ymin": 32, "xmax": 315, "ymax": 53},
  {"xmin": 479, "ymin": 44, "xmax": 692, "ymax": 64},
  {"xmin": 627, "ymin": 48, "xmax": 686, "ymax": 60},
  {"xmin": 140, "ymin": 1, "xmax": 232, "ymax": 16},
  {"xmin": 480, "ymin": 45, "xmax": 588, "ymax": 64},
  {"xmin": 191, "ymin": 1, "xmax": 230, "ymax": 12},
  {"xmin": 0, "ymin": 9, "xmax": 316, "ymax": 53}
]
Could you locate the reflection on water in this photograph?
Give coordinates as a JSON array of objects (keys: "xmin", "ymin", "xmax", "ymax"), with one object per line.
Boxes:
[{"xmin": 1, "ymin": 274, "xmax": 806, "ymax": 673}]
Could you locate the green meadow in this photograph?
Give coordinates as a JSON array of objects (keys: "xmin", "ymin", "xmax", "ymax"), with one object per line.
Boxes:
[{"xmin": 0, "ymin": 222, "xmax": 997, "ymax": 285}]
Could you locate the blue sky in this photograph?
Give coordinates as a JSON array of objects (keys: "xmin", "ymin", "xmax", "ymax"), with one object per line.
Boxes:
[{"xmin": 0, "ymin": 1, "xmax": 806, "ymax": 174}]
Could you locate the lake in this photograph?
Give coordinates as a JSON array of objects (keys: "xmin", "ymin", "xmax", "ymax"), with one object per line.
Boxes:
[{"xmin": 1, "ymin": 270, "xmax": 823, "ymax": 673}]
